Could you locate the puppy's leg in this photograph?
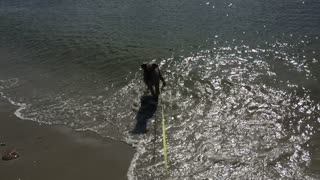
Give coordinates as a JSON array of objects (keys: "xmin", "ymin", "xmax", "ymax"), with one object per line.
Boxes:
[
  {"xmin": 159, "ymin": 71, "xmax": 166, "ymax": 87},
  {"xmin": 155, "ymin": 82, "xmax": 160, "ymax": 97},
  {"xmin": 148, "ymin": 83, "xmax": 155, "ymax": 97},
  {"xmin": 154, "ymin": 80, "xmax": 160, "ymax": 102}
]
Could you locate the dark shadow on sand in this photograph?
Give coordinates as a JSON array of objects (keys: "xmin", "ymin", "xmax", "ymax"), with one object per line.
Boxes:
[{"xmin": 130, "ymin": 95, "xmax": 158, "ymax": 134}]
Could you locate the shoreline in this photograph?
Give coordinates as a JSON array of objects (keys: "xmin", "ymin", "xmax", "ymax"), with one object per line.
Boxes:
[{"xmin": 0, "ymin": 97, "xmax": 135, "ymax": 180}]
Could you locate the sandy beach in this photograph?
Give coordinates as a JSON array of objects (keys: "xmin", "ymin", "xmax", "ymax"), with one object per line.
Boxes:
[{"xmin": 0, "ymin": 97, "xmax": 134, "ymax": 180}]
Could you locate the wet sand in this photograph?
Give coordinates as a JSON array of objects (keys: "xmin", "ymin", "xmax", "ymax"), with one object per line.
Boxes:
[{"xmin": 0, "ymin": 98, "xmax": 134, "ymax": 180}]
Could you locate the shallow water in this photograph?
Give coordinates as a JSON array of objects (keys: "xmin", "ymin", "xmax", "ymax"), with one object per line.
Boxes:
[{"xmin": 1, "ymin": 0, "xmax": 320, "ymax": 179}]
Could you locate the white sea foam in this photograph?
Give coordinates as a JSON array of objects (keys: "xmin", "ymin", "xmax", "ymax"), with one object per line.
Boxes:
[{"xmin": 0, "ymin": 79, "xmax": 31, "ymax": 121}]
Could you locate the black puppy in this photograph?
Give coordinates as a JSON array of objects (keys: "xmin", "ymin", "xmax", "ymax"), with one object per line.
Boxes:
[{"xmin": 141, "ymin": 62, "xmax": 166, "ymax": 99}]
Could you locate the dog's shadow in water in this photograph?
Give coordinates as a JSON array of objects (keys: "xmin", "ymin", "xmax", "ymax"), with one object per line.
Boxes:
[{"xmin": 130, "ymin": 95, "xmax": 158, "ymax": 134}]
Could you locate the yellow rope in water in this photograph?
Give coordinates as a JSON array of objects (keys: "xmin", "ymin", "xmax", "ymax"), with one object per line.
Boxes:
[{"xmin": 161, "ymin": 104, "xmax": 169, "ymax": 175}]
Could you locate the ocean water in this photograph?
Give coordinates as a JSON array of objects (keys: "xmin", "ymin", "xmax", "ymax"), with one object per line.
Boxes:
[{"xmin": 1, "ymin": 0, "xmax": 320, "ymax": 179}]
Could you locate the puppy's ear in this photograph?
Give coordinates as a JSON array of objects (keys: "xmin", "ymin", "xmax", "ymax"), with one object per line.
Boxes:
[
  {"xmin": 141, "ymin": 63, "xmax": 147, "ymax": 70},
  {"xmin": 152, "ymin": 63, "xmax": 158, "ymax": 70}
]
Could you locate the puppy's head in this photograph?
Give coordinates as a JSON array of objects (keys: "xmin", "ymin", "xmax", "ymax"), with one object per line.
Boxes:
[{"xmin": 141, "ymin": 62, "xmax": 158, "ymax": 72}]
